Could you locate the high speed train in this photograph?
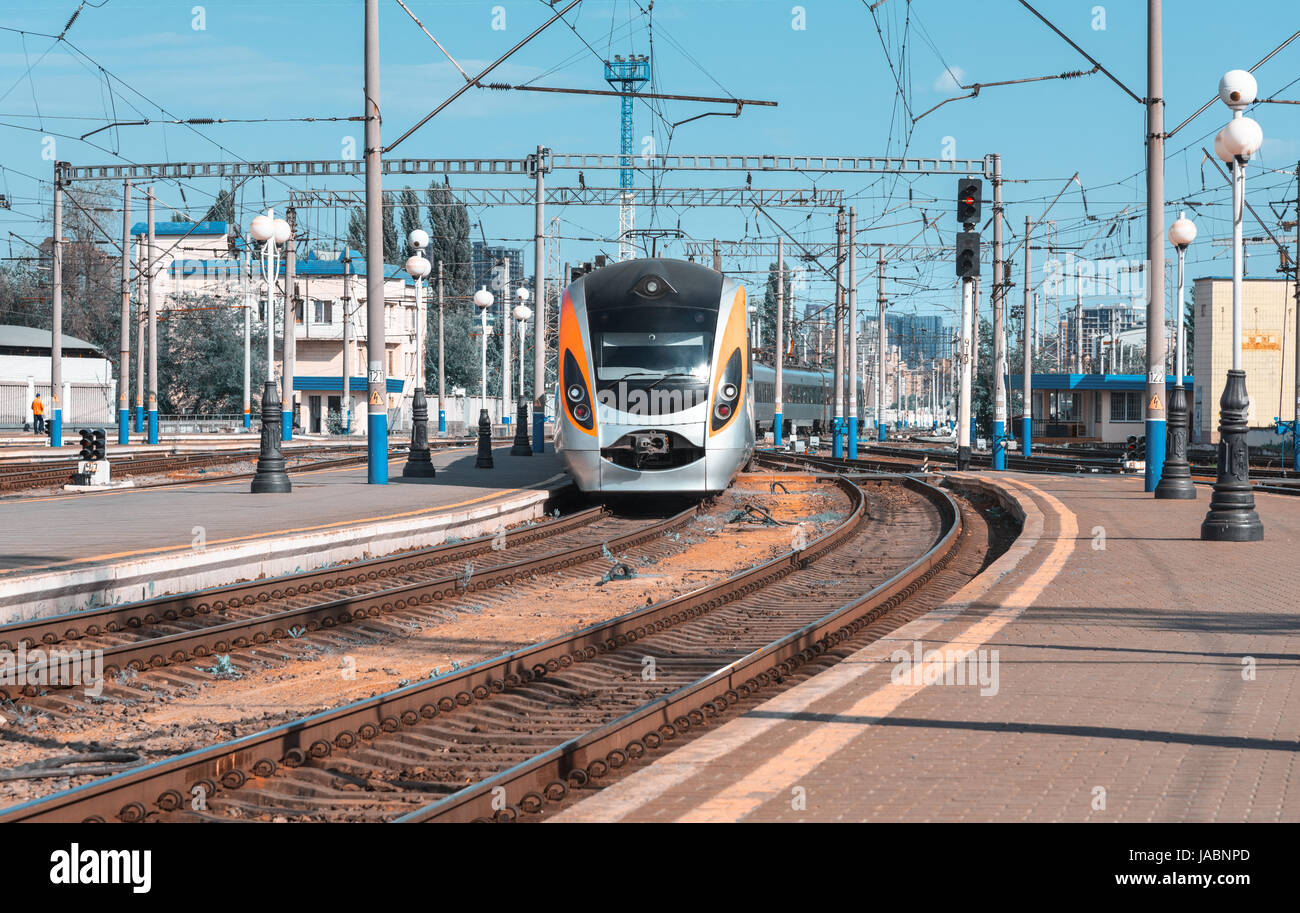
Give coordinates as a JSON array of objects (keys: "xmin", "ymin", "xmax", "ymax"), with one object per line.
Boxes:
[{"xmin": 555, "ymin": 258, "xmax": 755, "ymax": 496}]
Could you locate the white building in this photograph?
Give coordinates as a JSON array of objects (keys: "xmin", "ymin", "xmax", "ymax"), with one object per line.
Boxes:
[{"xmin": 0, "ymin": 325, "xmax": 116, "ymax": 429}]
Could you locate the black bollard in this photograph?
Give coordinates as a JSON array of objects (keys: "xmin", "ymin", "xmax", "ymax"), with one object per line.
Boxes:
[
  {"xmin": 402, "ymin": 388, "xmax": 436, "ymax": 477},
  {"xmin": 251, "ymin": 380, "xmax": 292, "ymax": 493},
  {"xmin": 1201, "ymin": 369, "xmax": 1263, "ymax": 540},
  {"xmin": 1154, "ymin": 384, "xmax": 1195, "ymax": 499},
  {"xmin": 475, "ymin": 408, "xmax": 495, "ymax": 468},
  {"xmin": 510, "ymin": 397, "xmax": 532, "ymax": 456}
]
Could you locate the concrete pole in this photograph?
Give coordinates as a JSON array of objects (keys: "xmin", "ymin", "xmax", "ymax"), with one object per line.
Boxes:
[
  {"xmin": 50, "ymin": 164, "xmax": 64, "ymax": 447},
  {"xmin": 1144, "ymin": 0, "xmax": 1168, "ymax": 490},
  {"xmin": 532, "ymin": 146, "xmax": 547, "ymax": 452},
  {"xmin": 136, "ymin": 237, "xmax": 144, "ymax": 432},
  {"xmin": 364, "ymin": 0, "xmax": 388, "ymax": 483},
  {"xmin": 502, "ymin": 256, "xmax": 511, "ymax": 421},
  {"xmin": 438, "ymin": 259, "xmax": 446, "ymax": 434},
  {"xmin": 1075, "ymin": 271, "xmax": 1084, "ymax": 373},
  {"xmin": 877, "ymin": 247, "xmax": 886, "ymax": 441},
  {"xmin": 146, "ymin": 187, "xmax": 158, "ymax": 445},
  {"xmin": 991, "ymin": 154, "xmax": 1007, "ymax": 469},
  {"xmin": 1294, "ymin": 163, "xmax": 1300, "ymax": 471},
  {"xmin": 848, "ymin": 207, "xmax": 858, "ymax": 458},
  {"xmin": 242, "ymin": 248, "xmax": 251, "ymax": 431},
  {"xmin": 832, "ymin": 210, "xmax": 845, "ymax": 457},
  {"xmin": 343, "ymin": 250, "xmax": 353, "ymax": 434},
  {"xmin": 958, "ymin": 277, "xmax": 973, "ymax": 469},
  {"xmin": 1023, "ymin": 216, "xmax": 1034, "ymax": 456},
  {"xmin": 118, "ymin": 179, "xmax": 131, "ymax": 445},
  {"xmin": 282, "ymin": 210, "xmax": 296, "ymax": 441},
  {"xmin": 774, "ymin": 236, "xmax": 784, "ymax": 446}
]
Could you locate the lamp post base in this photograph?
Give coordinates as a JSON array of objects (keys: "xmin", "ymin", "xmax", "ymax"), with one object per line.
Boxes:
[
  {"xmin": 1154, "ymin": 384, "xmax": 1196, "ymax": 499},
  {"xmin": 475, "ymin": 408, "xmax": 495, "ymax": 469},
  {"xmin": 251, "ymin": 380, "xmax": 292, "ymax": 493},
  {"xmin": 1201, "ymin": 370, "xmax": 1262, "ymax": 540},
  {"xmin": 510, "ymin": 398, "xmax": 532, "ymax": 455},
  {"xmin": 402, "ymin": 388, "xmax": 436, "ymax": 478}
]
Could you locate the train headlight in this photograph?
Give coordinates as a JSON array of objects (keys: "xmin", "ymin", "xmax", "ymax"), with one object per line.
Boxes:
[
  {"xmin": 563, "ymin": 349, "xmax": 594, "ymax": 431},
  {"xmin": 721, "ymin": 382, "xmax": 738, "ymax": 400},
  {"xmin": 713, "ymin": 402, "xmax": 732, "ymax": 421},
  {"xmin": 711, "ymin": 348, "xmax": 744, "ymax": 433}
]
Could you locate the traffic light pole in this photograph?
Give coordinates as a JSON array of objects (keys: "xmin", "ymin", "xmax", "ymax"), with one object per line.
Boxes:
[{"xmin": 958, "ymin": 276, "xmax": 973, "ymax": 471}]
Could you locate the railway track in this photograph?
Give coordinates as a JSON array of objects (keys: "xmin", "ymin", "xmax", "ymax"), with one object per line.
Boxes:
[
  {"xmin": 0, "ymin": 467, "xmax": 967, "ymax": 823},
  {"xmin": 0, "ymin": 500, "xmax": 701, "ymax": 705}
]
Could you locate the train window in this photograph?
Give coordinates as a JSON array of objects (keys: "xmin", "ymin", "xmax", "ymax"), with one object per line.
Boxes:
[{"xmin": 595, "ymin": 332, "xmax": 711, "ymax": 381}]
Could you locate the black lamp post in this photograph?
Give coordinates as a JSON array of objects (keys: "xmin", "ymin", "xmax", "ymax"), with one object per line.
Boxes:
[
  {"xmin": 1202, "ymin": 69, "xmax": 1265, "ymax": 541},
  {"xmin": 402, "ymin": 232, "xmax": 436, "ymax": 478},
  {"xmin": 1155, "ymin": 212, "xmax": 1196, "ymax": 499},
  {"xmin": 251, "ymin": 380, "xmax": 291, "ymax": 493}
]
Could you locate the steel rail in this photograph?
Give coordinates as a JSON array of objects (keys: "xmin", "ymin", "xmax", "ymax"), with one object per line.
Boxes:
[
  {"xmin": 1, "ymin": 502, "xmax": 698, "ymax": 695},
  {"xmin": 0, "ymin": 501, "xmax": 599, "ymax": 655},
  {"xmin": 0, "ymin": 483, "xmax": 859, "ymax": 823},
  {"xmin": 399, "ymin": 468, "xmax": 961, "ymax": 822}
]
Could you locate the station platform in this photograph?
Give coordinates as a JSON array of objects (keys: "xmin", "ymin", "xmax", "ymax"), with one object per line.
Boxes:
[
  {"xmin": 0, "ymin": 444, "xmax": 567, "ymax": 623},
  {"xmin": 553, "ymin": 472, "xmax": 1300, "ymax": 823}
]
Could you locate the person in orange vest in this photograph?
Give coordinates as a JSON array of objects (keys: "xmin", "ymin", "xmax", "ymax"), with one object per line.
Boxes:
[{"xmin": 31, "ymin": 393, "xmax": 45, "ymax": 435}]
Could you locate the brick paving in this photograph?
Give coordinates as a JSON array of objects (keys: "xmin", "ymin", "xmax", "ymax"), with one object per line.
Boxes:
[{"xmin": 552, "ymin": 473, "xmax": 1300, "ymax": 822}]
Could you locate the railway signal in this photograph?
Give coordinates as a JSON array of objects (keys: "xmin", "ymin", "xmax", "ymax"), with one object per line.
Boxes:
[
  {"xmin": 956, "ymin": 232, "xmax": 980, "ymax": 278},
  {"xmin": 957, "ymin": 179, "xmax": 982, "ymax": 227},
  {"xmin": 77, "ymin": 429, "xmax": 94, "ymax": 461},
  {"xmin": 92, "ymin": 429, "xmax": 107, "ymax": 461}
]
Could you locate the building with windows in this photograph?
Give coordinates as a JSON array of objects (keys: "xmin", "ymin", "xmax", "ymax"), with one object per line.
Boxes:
[
  {"xmin": 138, "ymin": 221, "xmax": 428, "ymax": 434},
  {"xmin": 471, "ymin": 242, "xmax": 525, "ymax": 300},
  {"xmin": 1192, "ymin": 275, "xmax": 1296, "ymax": 445},
  {"xmin": 1008, "ymin": 373, "xmax": 1194, "ymax": 444}
]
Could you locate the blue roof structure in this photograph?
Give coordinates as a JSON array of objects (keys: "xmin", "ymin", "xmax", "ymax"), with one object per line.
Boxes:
[
  {"xmin": 129, "ymin": 220, "xmax": 229, "ymax": 236},
  {"xmin": 1009, "ymin": 373, "xmax": 1194, "ymax": 391},
  {"xmin": 167, "ymin": 247, "xmax": 413, "ymax": 284}
]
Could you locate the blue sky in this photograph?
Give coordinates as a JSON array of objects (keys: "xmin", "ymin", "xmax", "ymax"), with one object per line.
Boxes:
[{"xmin": 2, "ymin": 0, "xmax": 1297, "ymax": 325}]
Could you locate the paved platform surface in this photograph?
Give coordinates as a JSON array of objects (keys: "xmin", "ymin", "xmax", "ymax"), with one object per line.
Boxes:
[
  {"xmin": 0, "ymin": 444, "xmax": 562, "ymax": 575},
  {"xmin": 554, "ymin": 473, "xmax": 1300, "ymax": 823}
]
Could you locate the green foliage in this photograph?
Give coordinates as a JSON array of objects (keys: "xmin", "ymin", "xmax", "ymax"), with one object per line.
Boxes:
[
  {"xmin": 425, "ymin": 182, "xmax": 485, "ymax": 398},
  {"xmin": 758, "ymin": 260, "xmax": 791, "ymax": 351},
  {"xmin": 156, "ymin": 298, "xmax": 270, "ymax": 414},
  {"xmin": 346, "ymin": 207, "xmax": 366, "ymax": 258},
  {"xmin": 381, "ymin": 198, "xmax": 399, "ymax": 264},
  {"xmin": 202, "ymin": 189, "xmax": 236, "ymax": 225},
  {"xmin": 398, "ymin": 187, "xmax": 421, "ymax": 251}
]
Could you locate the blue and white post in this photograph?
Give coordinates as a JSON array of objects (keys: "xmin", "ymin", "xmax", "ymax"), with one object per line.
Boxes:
[
  {"xmin": 1022, "ymin": 220, "xmax": 1034, "ymax": 457},
  {"xmin": 1143, "ymin": 1, "xmax": 1167, "ymax": 492},
  {"xmin": 364, "ymin": 0, "xmax": 387, "ymax": 483},
  {"xmin": 832, "ymin": 210, "xmax": 845, "ymax": 459},
  {"xmin": 50, "ymin": 162, "xmax": 64, "ymax": 448},
  {"xmin": 773, "ymin": 237, "xmax": 784, "ymax": 448},
  {"xmin": 847, "ymin": 208, "xmax": 859, "ymax": 459},
  {"xmin": 145, "ymin": 187, "xmax": 159, "ymax": 445},
  {"xmin": 282, "ymin": 214, "xmax": 296, "ymax": 443},
  {"xmin": 118, "ymin": 178, "xmax": 132, "ymax": 446},
  {"xmin": 877, "ymin": 247, "xmax": 887, "ymax": 442},
  {"xmin": 991, "ymin": 154, "xmax": 1007, "ymax": 471}
]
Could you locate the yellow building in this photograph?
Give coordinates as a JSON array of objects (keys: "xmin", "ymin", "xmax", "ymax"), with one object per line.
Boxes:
[{"xmin": 1192, "ymin": 276, "xmax": 1297, "ymax": 444}]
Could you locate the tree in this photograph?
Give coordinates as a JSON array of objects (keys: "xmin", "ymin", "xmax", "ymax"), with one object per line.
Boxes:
[
  {"xmin": 425, "ymin": 182, "xmax": 480, "ymax": 396},
  {"xmin": 381, "ymin": 195, "xmax": 399, "ymax": 264},
  {"xmin": 155, "ymin": 297, "xmax": 270, "ymax": 414},
  {"xmin": 202, "ymin": 189, "xmax": 236, "ymax": 225},
  {"xmin": 397, "ymin": 186, "xmax": 421, "ymax": 251},
  {"xmin": 972, "ymin": 317, "xmax": 993, "ymax": 437},
  {"xmin": 346, "ymin": 207, "xmax": 366, "ymax": 258},
  {"xmin": 758, "ymin": 260, "xmax": 789, "ymax": 352}
]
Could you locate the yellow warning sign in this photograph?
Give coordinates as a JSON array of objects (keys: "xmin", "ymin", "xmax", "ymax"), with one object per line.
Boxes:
[
  {"xmin": 1149, "ymin": 394, "xmax": 1162, "ymax": 411},
  {"xmin": 369, "ymin": 390, "xmax": 384, "ymax": 405}
]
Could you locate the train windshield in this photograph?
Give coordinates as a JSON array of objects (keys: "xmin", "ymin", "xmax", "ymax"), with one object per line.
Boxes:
[
  {"xmin": 596, "ymin": 332, "xmax": 711, "ymax": 381},
  {"xmin": 589, "ymin": 304, "xmax": 715, "ymax": 382}
]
